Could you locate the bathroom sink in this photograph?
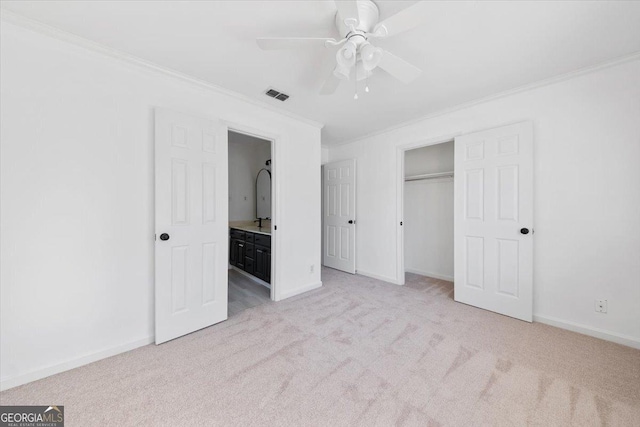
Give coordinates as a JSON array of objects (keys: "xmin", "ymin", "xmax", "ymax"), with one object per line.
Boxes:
[{"xmin": 230, "ymin": 224, "xmax": 271, "ymax": 235}]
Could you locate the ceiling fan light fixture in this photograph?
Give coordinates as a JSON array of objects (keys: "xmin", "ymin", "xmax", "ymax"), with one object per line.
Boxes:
[
  {"xmin": 336, "ymin": 40, "xmax": 357, "ymax": 68},
  {"xmin": 256, "ymin": 0, "xmax": 426, "ymax": 97},
  {"xmin": 361, "ymin": 42, "xmax": 383, "ymax": 71}
]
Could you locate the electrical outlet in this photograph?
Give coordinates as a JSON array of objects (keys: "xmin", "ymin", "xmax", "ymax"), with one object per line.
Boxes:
[{"xmin": 595, "ymin": 299, "xmax": 607, "ymax": 313}]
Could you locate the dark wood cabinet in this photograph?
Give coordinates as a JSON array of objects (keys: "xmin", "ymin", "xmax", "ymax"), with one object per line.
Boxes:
[
  {"xmin": 229, "ymin": 238, "xmax": 245, "ymax": 270},
  {"xmin": 254, "ymin": 245, "xmax": 269, "ymax": 281},
  {"xmin": 230, "ymin": 238, "xmax": 238, "ymax": 265},
  {"xmin": 229, "ymin": 228, "xmax": 271, "ymax": 284},
  {"xmin": 244, "ymin": 257, "xmax": 254, "ymax": 275}
]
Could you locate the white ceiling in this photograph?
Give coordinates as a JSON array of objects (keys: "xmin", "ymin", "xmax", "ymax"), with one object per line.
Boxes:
[{"xmin": 3, "ymin": 1, "xmax": 640, "ymax": 145}]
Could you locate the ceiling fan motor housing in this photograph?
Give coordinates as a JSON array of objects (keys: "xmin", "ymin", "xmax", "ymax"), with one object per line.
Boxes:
[
  {"xmin": 333, "ymin": 0, "xmax": 381, "ymax": 81},
  {"xmin": 335, "ymin": 0, "xmax": 380, "ymax": 40}
]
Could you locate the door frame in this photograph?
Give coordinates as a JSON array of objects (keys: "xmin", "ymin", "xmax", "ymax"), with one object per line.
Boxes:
[
  {"xmin": 395, "ymin": 132, "xmax": 461, "ymax": 285},
  {"xmin": 224, "ymin": 121, "xmax": 281, "ymax": 301}
]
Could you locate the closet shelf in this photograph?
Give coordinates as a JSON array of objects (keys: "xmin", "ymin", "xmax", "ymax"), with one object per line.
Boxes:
[{"xmin": 404, "ymin": 171, "xmax": 454, "ymax": 182}]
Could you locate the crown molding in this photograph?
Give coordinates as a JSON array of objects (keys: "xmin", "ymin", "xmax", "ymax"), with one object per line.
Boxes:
[
  {"xmin": 0, "ymin": 9, "xmax": 324, "ymax": 130},
  {"xmin": 3, "ymin": 8, "xmax": 638, "ymax": 146},
  {"xmin": 329, "ymin": 50, "xmax": 640, "ymax": 147}
]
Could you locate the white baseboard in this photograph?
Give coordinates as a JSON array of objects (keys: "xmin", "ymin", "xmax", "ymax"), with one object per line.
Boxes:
[
  {"xmin": 356, "ymin": 270, "xmax": 402, "ymax": 285},
  {"xmin": 229, "ymin": 266, "xmax": 271, "ymax": 289},
  {"xmin": 533, "ymin": 315, "xmax": 640, "ymax": 350},
  {"xmin": 0, "ymin": 335, "xmax": 154, "ymax": 391},
  {"xmin": 404, "ymin": 268, "xmax": 454, "ymax": 282},
  {"xmin": 278, "ymin": 281, "xmax": 322, "ymax": 300}
]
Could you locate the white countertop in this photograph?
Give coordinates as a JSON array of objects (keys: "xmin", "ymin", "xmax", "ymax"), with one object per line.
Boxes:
[{"xmin": 229, "ymin": 222, "xmax": 271, "ymax": 236}]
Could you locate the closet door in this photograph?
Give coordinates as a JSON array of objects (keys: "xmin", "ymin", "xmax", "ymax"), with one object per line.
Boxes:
[
  {"xmin": 454, "ymin": 121, "xmax": 533, "ymax": 321},
  {"xmin": 155, "ymin": 108, "xmax": 229, "ymax": 344}
]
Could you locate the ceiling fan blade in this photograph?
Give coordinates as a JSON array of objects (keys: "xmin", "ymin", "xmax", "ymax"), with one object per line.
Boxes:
[
  {"xmin": 373, "ymin": 2, "xmax": 430, "ymax": 38},
  {"xmin": 256, "ymin": 37, "xmax": 337, "ymax": 50},
  {"xmin": 319, "ymin": 72, "xmax": 341, "ymax": 95},
  {"xmin": 377, "ymin": 50, "xmax": 422, "ymax": 84},
  {"xmin": 334, "ymin": 0, "xmax": 360, "ymax": 25}
]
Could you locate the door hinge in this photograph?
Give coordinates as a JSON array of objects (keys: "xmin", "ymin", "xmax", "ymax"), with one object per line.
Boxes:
[{"xmin": 274, "ymin": 225, "xmax": 277, "ymax": 231}]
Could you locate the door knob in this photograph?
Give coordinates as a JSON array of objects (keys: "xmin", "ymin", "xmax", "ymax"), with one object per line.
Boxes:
[
  {"xmin": 160, "ymin": 233, "xmax": 170, "ymax": 241},
  {"xmin": 348, "ymin": 220, "xmax": 354, "ymax": 224},
  {"xmin": 520, "ymin": 228, "xmax": 529, "ymax": 235}
]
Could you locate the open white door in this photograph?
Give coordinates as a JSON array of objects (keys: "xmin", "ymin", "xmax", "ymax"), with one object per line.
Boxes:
[
  {"xmin": 454, "ymin": 121, "xmax": 533, "ymax": 321},
  {"xmin": 155, "ymin": 108, "xmax": 228, "ymax": 344},
  {"xmin": 323, "ymin": 159, "xmax": 356, "ymax": 274}
]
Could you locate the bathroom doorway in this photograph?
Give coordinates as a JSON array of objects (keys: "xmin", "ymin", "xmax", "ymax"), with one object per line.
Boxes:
[{"xmin": 227, "ymin": 130, "xmax": 275, "ymax": 317}]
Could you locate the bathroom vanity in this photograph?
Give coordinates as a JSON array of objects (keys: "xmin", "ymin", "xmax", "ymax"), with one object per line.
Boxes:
[
  {"xmin": 228, "ymin": 150, "xmax": 272, "ymax": 286},
  {"xmin": 229, "ymin": 225, "xmax": 271, "ymax": 284}
]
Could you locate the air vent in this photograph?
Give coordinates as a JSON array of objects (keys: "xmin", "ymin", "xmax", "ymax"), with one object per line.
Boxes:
[
  {"xmin": 265, "ymin": 89, "xmax": 279, "ymax": 98},
  {"xmin": 264, "ymin": 88, "xmax": 290, "ymax": 102}
]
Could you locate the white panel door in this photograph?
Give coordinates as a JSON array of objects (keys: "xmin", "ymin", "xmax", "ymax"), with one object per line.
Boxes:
[
  {"xmin": 323, "ymin": 159, "xmax": 356, "ymax": 274},
  {"xmin": 155, "ymin": 108, "xmax": 228, "ymax": 344},
  {"xmin": 454, "ymin": 121, "xmax": 533, "ymax": 321}
]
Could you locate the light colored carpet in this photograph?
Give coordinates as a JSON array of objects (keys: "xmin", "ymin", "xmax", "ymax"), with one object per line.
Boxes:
[{"xmin": 1, "ymin": 268, "xmax": 639, "ymax": 426}]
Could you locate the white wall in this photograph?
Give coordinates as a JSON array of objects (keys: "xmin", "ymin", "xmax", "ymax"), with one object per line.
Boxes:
[
  {"xmin": 404, "ymin": 142, "xmax": 454, "ymax": 176},
  {"xmin": 321, "ymin": 145, "xmax": 330, "ymax": 165},
  {"xmin": 404, "ymin": 142, "xmax": 454, "ymax": 280},
  {"xmin": 0, "ymin": 21, "xmax": 322, "ymax": 389},
  {"xmin": 328, "ymin": 58, "xmax": 640, "ymax": 348},
  {"xmin": 228, "ymin": 132, "xmax": 270, "ymax": 222}
]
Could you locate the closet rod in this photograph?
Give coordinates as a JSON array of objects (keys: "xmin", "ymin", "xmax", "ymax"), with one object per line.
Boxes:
[{"xmin": 405, "ymin": 171, "xmax": 454, "ymax": 182}]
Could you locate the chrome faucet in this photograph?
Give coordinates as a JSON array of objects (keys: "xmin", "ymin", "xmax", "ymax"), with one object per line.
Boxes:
[{"xmin": 254, "ymin": 218, "xmax": 263, "ymax": 228}]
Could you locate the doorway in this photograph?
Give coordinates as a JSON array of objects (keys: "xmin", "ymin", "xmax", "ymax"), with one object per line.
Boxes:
[
  {"xmin": 398, "ymin": 140, "xmax": 455, "ymax": 300},
  {"xmin": 396, "ymin": 136, "xmax": 457, "ymax": 286},
  {"xmin": 402, "ymin": 141, "xmax": 455, "ymax": 289},
  {"xmin": 154, "ymin": 108, "xmax": 283, "ymax": 344},
  {"xmin": 227, "ymin": 130, "xmax": 275, "ymax": 317},
  {"xmin": 396, "ymin": 122, "xmax": 534, "ymax": 322}
]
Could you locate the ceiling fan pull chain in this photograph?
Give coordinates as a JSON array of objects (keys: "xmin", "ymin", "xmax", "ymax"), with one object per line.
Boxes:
[{"xmin": 354, "ymin": 61, "xmax": 359, "ymax": 100}]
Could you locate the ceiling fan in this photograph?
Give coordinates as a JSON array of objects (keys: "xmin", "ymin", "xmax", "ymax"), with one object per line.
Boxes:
[{"xmin": 256, "ymin": 0, "xmax": 428, "ymax": 97}]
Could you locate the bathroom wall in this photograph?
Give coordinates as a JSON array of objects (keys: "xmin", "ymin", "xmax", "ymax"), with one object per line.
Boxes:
[{"xmin": 228, "ymin": 132, "xmax": 271, "ymax": 222}]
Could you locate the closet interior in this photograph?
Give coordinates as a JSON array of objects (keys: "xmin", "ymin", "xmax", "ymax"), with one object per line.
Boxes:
[{"xmin": 404, "ymin": 141, "xmax": 455, "ymax": 286}]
